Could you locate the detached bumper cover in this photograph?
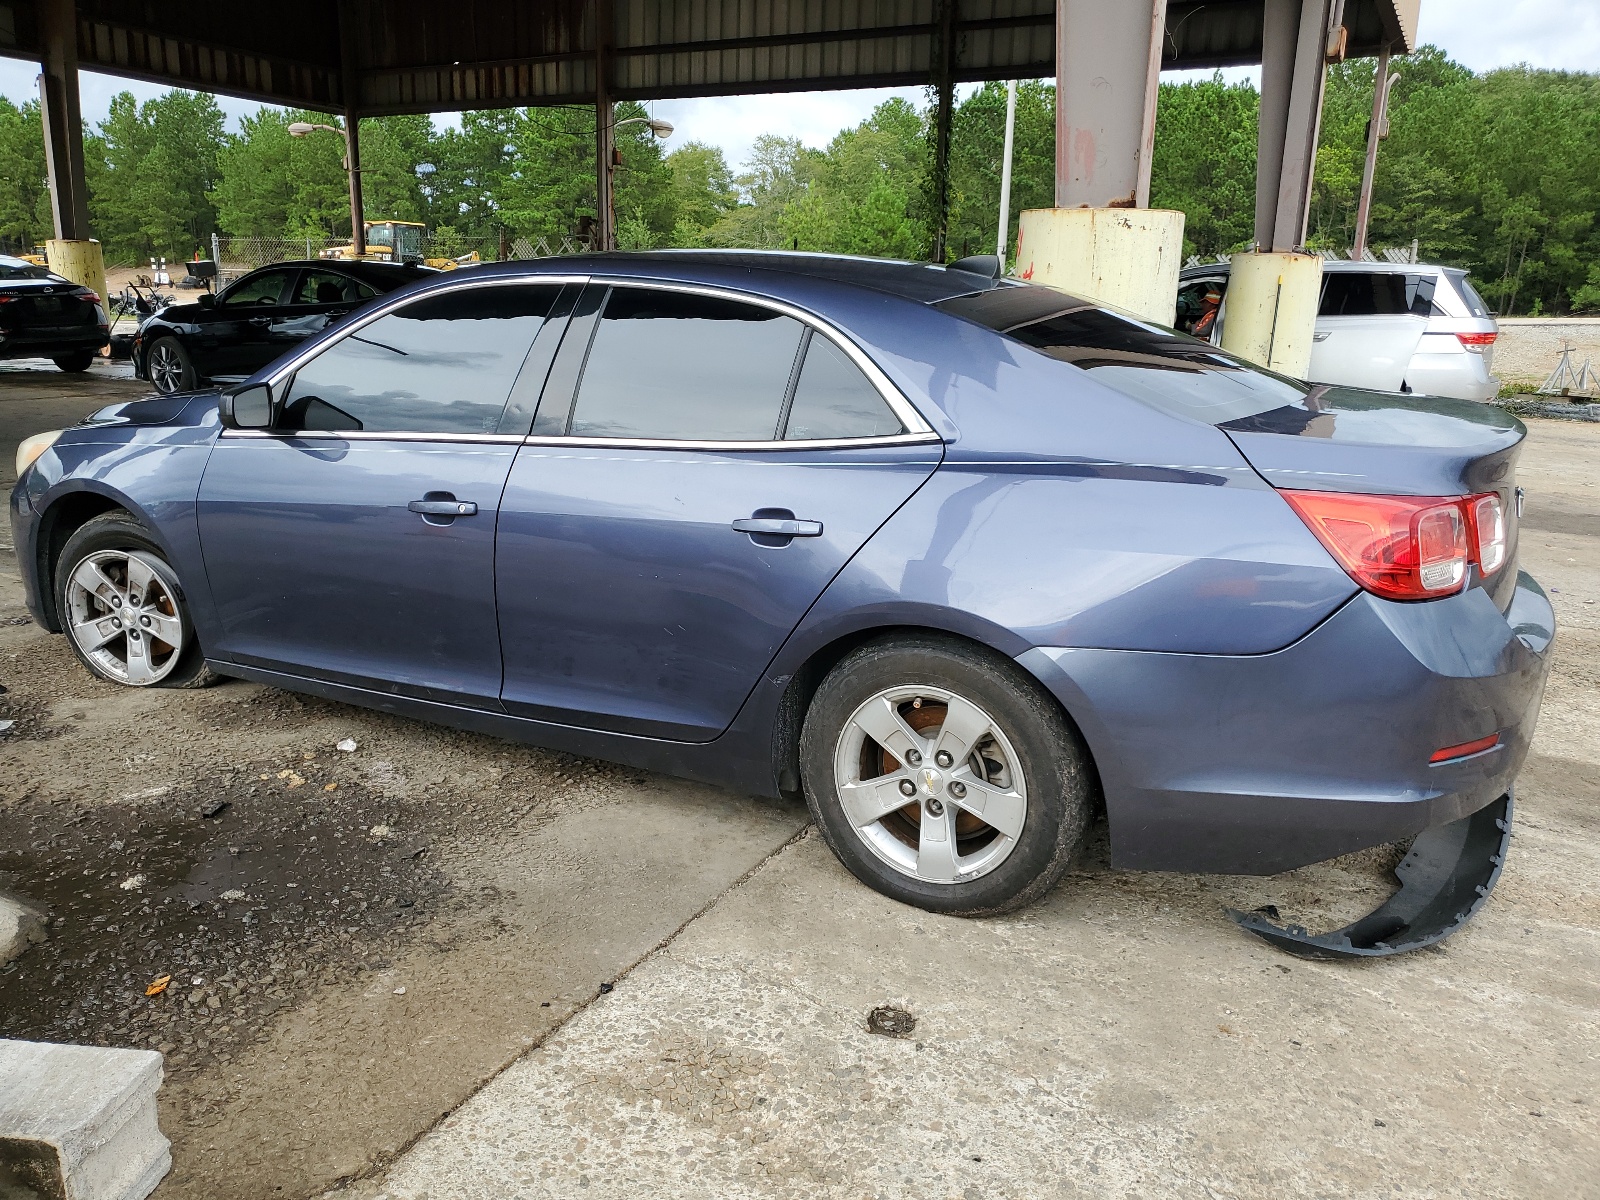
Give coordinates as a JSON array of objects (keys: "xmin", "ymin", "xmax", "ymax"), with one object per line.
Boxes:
[{"xmin": 1227, "ymin": 792, "xmax": 1513, "ymax": 959}]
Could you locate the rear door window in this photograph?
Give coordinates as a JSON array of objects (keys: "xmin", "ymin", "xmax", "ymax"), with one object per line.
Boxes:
[
  {"xmin": 1319, "ymin": 272, "xmax": 1433, "ymax": 317},
  {"xmin": 781, "ymin": 334, "xmax": 902, "ymax": 440},
  {"xmin": 565, "ymin": 288, "xmax": 805, "ymax": 440},
  {"xmin": 282, "ymin": 285, "xmax": 559, "ymax": 434}
]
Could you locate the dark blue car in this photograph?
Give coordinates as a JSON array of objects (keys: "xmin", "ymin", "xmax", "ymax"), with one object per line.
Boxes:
[{"xmin": 9, "ymin": 252, "xmax": 1553, "ymax": 953}]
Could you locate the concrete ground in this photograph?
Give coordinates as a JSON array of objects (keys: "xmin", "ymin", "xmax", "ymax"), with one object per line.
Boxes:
[{"xmin": 2, "ymin": 363, "xmax": 1596, "ymax": 1199}]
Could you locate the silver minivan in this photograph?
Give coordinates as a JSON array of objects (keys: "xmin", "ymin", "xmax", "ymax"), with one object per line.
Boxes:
[{"xmin": 1176, "ymin": 260, "xmax": 1500, "ymax": 400}]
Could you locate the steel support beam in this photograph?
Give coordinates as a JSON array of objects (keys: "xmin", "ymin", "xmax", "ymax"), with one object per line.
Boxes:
[
  {"xmin": 1255, "ymin": 0, "xmax": 1336, "ymax": 250},
  {"xmin": 1054, "ymin": 0, "xmax": 1167, "ymax": 209},
  {"xmin": 929, "ymin": 0, "xmax": 958, "ymax": 262},
  {"xmin": 338, "ymin": 0, "xmax": 366, "ymax": 256},
  {"xmin": 594, "ymin": 0, "xmax": 614, "ymax": 252},
  {"xmin": 36, "ymin": 0, "xmax": 89, "ymax": 241}
]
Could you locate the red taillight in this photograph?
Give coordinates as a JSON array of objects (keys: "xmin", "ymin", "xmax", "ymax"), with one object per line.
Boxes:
[
  {"xmin": 1281, "ymin": 489, "xmax": 1507, "ymax": 601},
  {"xmin": 1457, "ymin": 332, "xmax": 1496, "ymax": 348},
  {"xmin": 78, "ymin": 290, "xmax": 101, "ymax": 304},
  {"xmin": 1430, "ymin": 733, "xmax": 1500, "ymax": 764}
]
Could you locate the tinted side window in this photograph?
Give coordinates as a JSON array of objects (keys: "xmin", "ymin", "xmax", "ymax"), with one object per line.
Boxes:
[
  {"xmin": 293, "ymin": 270, "xmax": 375, "ymax": 305},
  {"xmin": 282, "ymin": 286, "xmax": 557, "ymax": 434},
  {"xmin": 224, "ymin": 270, "xmax": 293, "ymax": 307},
  {"xmin": 782, "ymin": 335, "xmax": 901, "ymax": 440},
  {"xmin": 1319, "ymin": 272, "xmax": 1412, "ymax": 317},
  {"xmin": 567, "ymin": 289, "xmax": 804, "ymax": 440}
]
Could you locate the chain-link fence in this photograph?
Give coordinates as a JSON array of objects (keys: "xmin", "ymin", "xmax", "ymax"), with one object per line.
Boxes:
[
  {"xmin": 211, "ymin": 232, "xmax": 592, "ymax": 282},
  {"xmin": 1185, "ymin": 244, "xmax": 1422, "ymax": 269}
]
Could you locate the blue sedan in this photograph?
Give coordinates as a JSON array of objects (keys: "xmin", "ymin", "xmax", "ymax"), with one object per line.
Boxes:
[{"xmin": 8, "ymin": 252, "xmax": 1553, "ymax": 955}]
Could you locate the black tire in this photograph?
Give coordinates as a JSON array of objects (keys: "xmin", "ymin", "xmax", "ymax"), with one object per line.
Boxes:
[
  {"xmin": 54, "ymin": 512, "xmax": 219, "ymax": 689},
  {"xmin": 52, "ymin": 350, "xmax": 95, "ymax": 372},
  {"xmin": 800, "ymin": 633, "xmax": 1092, "ymax": 916},
  {"xmin": 145, "ymin": 335, "xmax": 197, "ymax": 394}
]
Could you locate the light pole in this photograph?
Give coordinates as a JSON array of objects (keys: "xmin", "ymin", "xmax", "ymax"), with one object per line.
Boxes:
[
  {"xmin": 594, "ymin": 115, "xmax": 674, "ymax": 251},
  {"xmin": 288, "ymin": 119, "xmax": 365, "ymax": 257},
  {"xmin": 1351, "ymin": 49, "xmax": 1400, "ymax": 262},
  {"xmin": 996, "ymin": 81, "xmax": 1018, "ymax": 264}
]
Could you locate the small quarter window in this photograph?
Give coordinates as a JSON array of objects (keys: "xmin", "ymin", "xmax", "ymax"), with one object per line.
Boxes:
[
  {"xmin": 783, "ymin": 335, "xmax": 902, "ymax": 440},
  {"xmin": 567, "ymin": 288, "xmax": 805, "ymax": 440},
  {"xmin": 282, "ymin": 286, "xmax": 558, "ymax": 434}
]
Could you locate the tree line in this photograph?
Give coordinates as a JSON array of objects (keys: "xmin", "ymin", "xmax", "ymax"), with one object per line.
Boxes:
[{"xmin": 0, "ymin": 45, "xmax": 1594, "ymax": 314}]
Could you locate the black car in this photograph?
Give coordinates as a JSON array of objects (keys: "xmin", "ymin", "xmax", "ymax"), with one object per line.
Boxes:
[
  {"xmin": 134, "ymin": 259, "xmax": 436, "ymax": 393},
  {"xmin": 0, "ymin": 255, "xmax": 110, "ymax": 372}
]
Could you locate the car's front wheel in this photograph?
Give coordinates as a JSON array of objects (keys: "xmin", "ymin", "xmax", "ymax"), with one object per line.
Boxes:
[
  {"xmin": 55, "ymin": 512, "xmax": 217, "ymax": 688},
  {"xmin": 800, "ymin": 634, "xmax": 1092, "ymax": 915},
  {"xmin": 146, "ymin": 336, "xmax": 197, "ymax": 394}
]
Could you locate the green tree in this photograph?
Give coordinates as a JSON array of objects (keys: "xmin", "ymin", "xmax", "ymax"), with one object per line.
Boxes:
[
  {"xmin": 211, "ymin": 108, "xmax": 349, "ymax": 238},
  {"xmin": 0, "ymin": 97, "xmax": 49, "ymax": 252},
  {"xmin": 1152, "ymin": 73, "xmax": 1260, "ymax": 258},
  {"xmin": 665, "ymin": 141, "xmax": 737, "ymax": 246},
  {"xmin": 947, "ymin": 80, "xmax": 1056, "ymax": 264}
]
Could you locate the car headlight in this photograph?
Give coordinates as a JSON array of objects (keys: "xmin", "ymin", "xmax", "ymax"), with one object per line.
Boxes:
[{"xmin": 16, "ymin": 430, "xmax": 63, "ymax": 478}]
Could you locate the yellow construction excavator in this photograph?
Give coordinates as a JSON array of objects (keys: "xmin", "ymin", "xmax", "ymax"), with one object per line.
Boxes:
[{"xmin": 319, "ymin": 220, "xmax": 480, "ymax": 270}]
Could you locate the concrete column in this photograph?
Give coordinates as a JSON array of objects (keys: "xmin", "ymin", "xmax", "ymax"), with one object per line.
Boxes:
[
  {"xmin": 1018, "ymin": 0, "xmax": 1182, "ymax": 325},
  {"xmin": 1227, "ymin": 0, "xmax": 1339, "ymax": 374}
]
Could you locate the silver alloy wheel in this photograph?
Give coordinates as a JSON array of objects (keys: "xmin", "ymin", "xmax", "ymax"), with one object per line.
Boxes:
[
  {"xmin": 64, "ymin": 549, "xmax": 186, "ymax": 686},
  {"xmin": 148, "ymin": 340, "xmax": 184, "ymax": 393},
  {"xmin": 832, "ymin": 685, "xmax": 1027, "ymax": 884}
]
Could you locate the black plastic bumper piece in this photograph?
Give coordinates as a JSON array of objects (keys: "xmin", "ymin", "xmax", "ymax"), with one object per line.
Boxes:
[{"xmin": 1226, "ymin": 792, "xmax": 1513, "ymax": 960}]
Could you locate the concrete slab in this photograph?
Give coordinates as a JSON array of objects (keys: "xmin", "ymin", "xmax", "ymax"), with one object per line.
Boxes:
[
  {"xmin": 0, "ymin": 1038, "xmax": 169, "ymax": 1200},
  {"xmin": 0, "ymin": 892, "xmax": 47, "ymax": 968}
]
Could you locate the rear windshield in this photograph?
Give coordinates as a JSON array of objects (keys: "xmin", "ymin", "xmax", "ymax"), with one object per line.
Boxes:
[
  {"xmin": 1446, "ymin": 269, "xmax": 1491, "ymax": 318},
  {"xmin": 0, "ymin": 259, "xmax": 53, "ymax": 281},
  {"xmin": 937, "ymin": 285, "xmax": 1309, "ymax": 425}
]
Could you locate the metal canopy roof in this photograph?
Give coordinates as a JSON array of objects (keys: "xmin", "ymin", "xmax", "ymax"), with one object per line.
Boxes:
[{"xmin": 0, "ymin": 1, "xmax": 1418, "ymax": 116}]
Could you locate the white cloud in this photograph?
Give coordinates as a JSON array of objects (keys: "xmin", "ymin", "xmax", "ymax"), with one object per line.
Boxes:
[{"xmin": 1416, "ymin": 0, "xmax": 1600, "ymax": 73}]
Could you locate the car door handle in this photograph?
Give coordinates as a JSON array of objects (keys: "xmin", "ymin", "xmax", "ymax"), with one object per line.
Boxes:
[
  {"xmin": 409, "ymin": 499, "xmax": 478, "ymax": 516},
  {"xmin": 732, "ymin": 517, "xmax": 822, "ymax": 537}
]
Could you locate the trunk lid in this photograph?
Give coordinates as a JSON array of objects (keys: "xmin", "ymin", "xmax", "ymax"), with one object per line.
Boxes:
[{"xmin": 1220, "ymin": 386, "xmax": 1525, "ymax": 609}]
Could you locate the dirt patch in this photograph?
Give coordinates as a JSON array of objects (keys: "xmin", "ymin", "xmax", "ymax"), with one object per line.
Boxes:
[{"xmin": 0, "ymin": 758, "xmax": 453, "ymax": 1079}]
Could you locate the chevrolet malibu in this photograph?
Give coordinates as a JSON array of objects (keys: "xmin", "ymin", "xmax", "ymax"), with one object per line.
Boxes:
[{"xmin": 9, "ymin": 252, "xmax": 1553, "ymax": 956}]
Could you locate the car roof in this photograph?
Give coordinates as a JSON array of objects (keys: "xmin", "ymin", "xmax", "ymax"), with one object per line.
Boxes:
[{"xmin": 473, "ymin": 250, "xmax": 1005, "ymax": 305}]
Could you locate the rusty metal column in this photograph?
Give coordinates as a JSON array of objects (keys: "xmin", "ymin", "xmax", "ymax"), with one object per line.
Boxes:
[
  {"xmin": 928, "ymin": 0, "xmax": 957, "ymax": 262},
  {"xmin": 37, "ymin": 0, "xmax": 89, "ymax": 241},
  {"xmin": 1015, "ymin": 0, "xmax": 1182, "ymax": 325},
  {"xmin": 338, "ymin": 0, "xmax": 366, "ymax": 256},
  {"xmin": 594, "ymin": 0, "xmax": 615, "ymax": 252}
]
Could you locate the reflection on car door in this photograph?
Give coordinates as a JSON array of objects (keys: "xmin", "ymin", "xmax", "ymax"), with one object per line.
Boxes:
[
  {"xmin": 252, "ymin": 268, "xmax": 376, "ymax": 373},
  {"xmin": 203, "ymin": 267, "xmax": 297, "ymax": 378},
  {"xmin": 494, "ymin": 283, "xmax": 942, "ymax": 741},
  {"xmin": 1309, "ymin": 271, "xmax": 1429, "ymax": 392},
  {"xmin": 197, "ymin": 282, "xmax": 575, "ymax": 706}
]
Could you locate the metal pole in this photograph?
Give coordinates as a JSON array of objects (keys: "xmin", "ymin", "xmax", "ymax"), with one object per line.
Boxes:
[
  {"xmin": 929, "ymin": 0, "xmax": 957, "ymax": 262},
  {"xmin": 37, "ymin": 0, "xmax": 90, "ymax": 241},
  {"xmin": 1351, "ymin": 46, "xmax": 1391, "ymax": 261},
  {"xmin": 594, "ymin": 0, "xmax": 615, "ymax": 251},
  {"xmin": 996, "ymin": 80, "xmax": 1017, "ymax": 261},
  {"xmin": 345, "ymin": 119, "xmax": 366, "ymax": 257}
]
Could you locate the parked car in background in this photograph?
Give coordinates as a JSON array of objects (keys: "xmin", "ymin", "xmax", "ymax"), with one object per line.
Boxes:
[
  {"xmin": 133, "ymin": 259, "xmax": 436, "ymax": 394},
  {"xmin": 1177, "ymin": 260, "xmax": 1500, "ymax": 400},
  {"xmin": 11, "ymin": 252, "xmax": 1551, "ymax": 956},
  {"xmin": 0, "ymin": 254, "xmax": 110, "ymax": 372}
]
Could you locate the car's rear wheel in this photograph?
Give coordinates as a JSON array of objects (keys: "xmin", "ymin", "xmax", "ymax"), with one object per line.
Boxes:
[
  {"xmin": 800, "ymin": 634, "xmax": 1092, "ymax": 915},
  {"xmin": 146, "ymin": 336, "xmax": 196, "ymax": 394},
  {"xmin": 52, "ymin": 351, "xmax": 95, "ymax": 372},
  {"xmin": 55, "ymin": 513, "xmax": 217, "ymax": 689}
]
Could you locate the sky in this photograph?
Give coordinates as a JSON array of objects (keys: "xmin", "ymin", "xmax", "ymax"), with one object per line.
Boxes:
[{"xmin": 0, "ymin": 0, "xmax": 1594, "ymax": 173}]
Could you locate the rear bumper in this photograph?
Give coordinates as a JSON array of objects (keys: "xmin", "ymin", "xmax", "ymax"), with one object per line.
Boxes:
[
  {"xmin": 1020, "ymin": 570, "xmax": 1554, "ymax": 875},
  {"xmin": 0, "ymin": 324, "xmax": 109, "ymax": 359},
  {"xmin": 1407, "ymin": 343, "xmax": 1498, "ymax": 401}
]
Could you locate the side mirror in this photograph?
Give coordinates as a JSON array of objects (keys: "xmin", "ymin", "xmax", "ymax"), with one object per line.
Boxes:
[
  {"xmin": 197, "ymin": 293, "xmax": 215, "ymax": 309},
  {"xmin": 220, "ymin": 383, "xmax": 274, "ymax": 430}
]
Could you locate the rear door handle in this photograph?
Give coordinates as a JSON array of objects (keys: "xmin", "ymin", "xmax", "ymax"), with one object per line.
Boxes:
[
  {"xmin": 409, "ymin": 499, "xmax": 478, "ymax": 516},
  {"xmin": 732, "ymin": 517, "xmax": 822, "ymax": 537}
]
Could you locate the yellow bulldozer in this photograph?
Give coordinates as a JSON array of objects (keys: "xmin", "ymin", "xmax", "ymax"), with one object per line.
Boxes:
[{"xmin": 320, "ymin": 220, "xmax": 480, "ymax": 270}]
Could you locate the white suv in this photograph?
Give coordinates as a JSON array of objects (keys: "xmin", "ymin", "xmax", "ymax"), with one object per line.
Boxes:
[{"xmin": 1176, "ymin": 260, "xmax": 1500, "ymax": 401}]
